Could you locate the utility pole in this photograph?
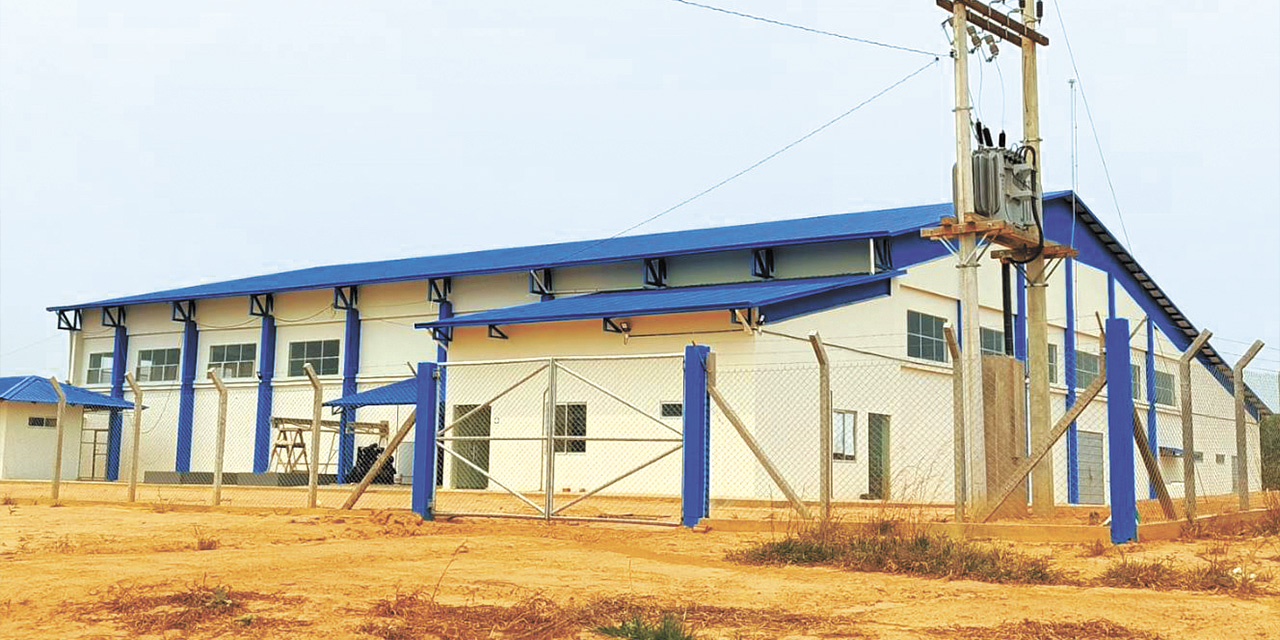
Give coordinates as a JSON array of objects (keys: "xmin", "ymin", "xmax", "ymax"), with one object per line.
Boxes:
[
  {"xmin": 1021, "ymin": 0, "xmax": 1053, "ymax": 517},
  {"xmin": 951, "ymin": 1, "xmax": 988, "ymax": 513}
]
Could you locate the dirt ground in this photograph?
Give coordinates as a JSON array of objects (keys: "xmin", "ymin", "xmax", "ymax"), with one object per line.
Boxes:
[{"xmin": 1, "ymin": 503, "xmax": 1278, "ymax": 640}]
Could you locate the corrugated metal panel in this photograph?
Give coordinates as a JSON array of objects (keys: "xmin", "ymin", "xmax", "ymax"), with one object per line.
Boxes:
[
  {"xmin": 0, "ymin": 376, "xmax": 135, "ymax": 410},
  {"xmin": 48, "ymin": 202, "xmax": 948, "ymax": 312},
  {"xmin": 419, "ymin": 271, "xmax": 899, "ymax": 329},
  {"xmin": 324, "ymin": 378, "xmax": 415, "ymax": 409}
]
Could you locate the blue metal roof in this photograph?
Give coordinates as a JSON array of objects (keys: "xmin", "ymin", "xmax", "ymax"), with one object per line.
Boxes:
[
  {"xmin": 324, "ymin": 378, "xmax": 416, "ymax": 409},
  {"xmin": 48, "ymin": 201, "xmax": 947, "ymax": 312},
  {"xmin": 419, "ymin": 271, "xmax": 900, "ymax": 329},
  {"xmin": 0, "ymin": 376, "xmax": 134, "ymax": 410}
]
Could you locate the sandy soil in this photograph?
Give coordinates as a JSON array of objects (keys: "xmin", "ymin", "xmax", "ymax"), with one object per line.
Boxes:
[{"xmin": 1, "ymin": 503, "xmax": 1278, "ymax": 639}]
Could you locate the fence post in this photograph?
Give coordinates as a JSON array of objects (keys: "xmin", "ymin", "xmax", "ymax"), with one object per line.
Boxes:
[
  {"xmin": 303, "ymin": 364, "xmax": 322, "ymax": 508},
  {"xmin": 1177, "ymin": 330, "xmax": 1211, "ymax": 519},
  {"xmin": 208, "ymin": 368, "xmax": 229, "ymax": 506},
  {"xmin": 544, "ymin": 358, "xmax": 558, "ymax": 520},
  {"xmin": 125, "ymin": 373, "xmax": 144, "ymax": 502},
  {"xmin": 944, "ymin": 327, "xmax": 965, "ymax": 523},
  {"xmin": 49, "ymin": 377, "xmax": 68, "ymax": 501},
  {"xmin": 411, "ymin": 362, "xmax": 439, "ymax": 519},
  {"xmin": 1233, "ymin": 340, "xmax": 1265, "ymax": 511},
  {"xmin": 808, "ymin": 333, "xmax": 832, "ymax": 522},
  {"xmin": 1105, "ymin": 318, "xmax": 1137, "ymax": 544},
  {"xmin": 681, "ymin": 344, "xmax": 711, "ymax": 528}
]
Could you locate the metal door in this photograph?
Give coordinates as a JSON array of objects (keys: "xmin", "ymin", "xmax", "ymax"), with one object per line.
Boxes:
[
  {"xmin": 1077, "ymin": 431, "xmax": 1105, "ymax": 505},
  {"xmin": 451, "ymin": 405, "xmax": 490, "ymax": 490},
  {"xmin": 866, "ymin": 414, "xmax": 890, "ymax": 500},
  {"xmin": 78, "ymin": 428, "xmax": 108, "ymax": 481}
]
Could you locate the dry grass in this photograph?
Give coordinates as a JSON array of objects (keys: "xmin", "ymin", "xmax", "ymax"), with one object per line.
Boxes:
[
  {"xmin": 78, "ymin": 580, "xmax": 306, "ymax": 637},
  {"xmin": 927, "ymin": 619, "xmax": 1164, "ymax": 639},
  {"xmin": 0, "ymin": 494, "xmax": 15, "ymax": 506},
  {"xmin": 1079, "ymin": 539, "xmax": 1109, "ymax": 558},
  {"xmin": 728, "ymin": 521, "xmax": 1066, "ymax": 585},
  {"xmin": 1098, "ymin": 554, "xmax": 1271, "ymax": 596},
  {"xmin": 1255, "ymin": 491, "xmax": 1280, "ymax": 537},
  {"xmin": 192, "ymin": 525, "xmax": 220, "ymax": 551}
]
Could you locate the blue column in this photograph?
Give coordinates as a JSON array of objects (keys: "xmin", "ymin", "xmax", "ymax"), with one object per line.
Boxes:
[
  {"xmin": 1065, "ymin": 258, "xmax": 1079, "ymax": 503},
  {"xmin": 435, "ymin": 301, "xmax": 452, "ymax": 487},
  {"xmin": 1106, "ymin": 317, "xmax": 1137, "ymax": 544},
  {"xmin": 1014, "ymin": 268, "xmax": 1027, "ymax": 362},
  {"xmin": 337, "ymin": 308, "xmax": 361, "ymax": 483},
  {"xmin": 1107, "ymin": 275, "xmax": 1117, "ymax": 319},
  {"xmin": 1146, "ymin": 318, "xmax": 1158, "ymax": 499},
  {"xmin": 681, "ymin": 344, "xmax": 711, "ymax": 528},
  {"xmin": 954, "ymin": 299, "xmax": 963, "ymax": 348},
  {"xmin": 106, "ymin": 326, "xmax": 128, "ymax": 481},
  {"xmin": 412, "ymin": 362, "xmax": 440, "ymax": 519},
  {"xmin": 174, "ymin": 320, "xmax": 198, "ymax": 473},
  {"xmin": 252, "ymin": 315, "xmax": 276, "ymax": 473}
]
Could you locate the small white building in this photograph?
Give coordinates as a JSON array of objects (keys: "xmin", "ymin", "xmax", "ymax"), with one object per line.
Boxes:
[
  {"xmin": 43, "ymin": 192, "xmax": 1271, "ymax": 511},
  {"xmin": 0, "ymin": 376, "xmax": 134, "ymax": 481}
]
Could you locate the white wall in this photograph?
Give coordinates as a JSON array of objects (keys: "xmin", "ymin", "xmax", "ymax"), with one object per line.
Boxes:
[{"xmin": 1, "ymin": 402, "xmax": 83, "ymax": 480}]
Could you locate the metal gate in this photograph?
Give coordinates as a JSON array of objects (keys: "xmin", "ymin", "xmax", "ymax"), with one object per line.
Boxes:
[
  {"xmin": 1078, "ymin": 431, "xmax": 1105, "ymax": 505},
  {"xmin": 430, "ymin": 353, "xmax": 687, "ymax": 525},
  {"xmin": 78, "ymin": 427, "xmax": 109, "ymax": 481}
]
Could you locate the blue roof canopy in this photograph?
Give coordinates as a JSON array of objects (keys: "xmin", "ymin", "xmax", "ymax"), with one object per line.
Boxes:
[
  {"xmin": 419, "ymin": 271, "xmax": 899, "ymax": 329},
  {"xmin": 49, "ymin": 202, "xmax": 944, "ymax": 312},
  {"xmin": 0, "ymin": 376, "xmax": 134, "ymax": 410},
  {"xmin": 324, "ymin": 378, "xmax": 416, "ymax": 409}
]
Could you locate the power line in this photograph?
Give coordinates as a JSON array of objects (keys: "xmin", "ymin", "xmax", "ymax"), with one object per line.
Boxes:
[
  {"xmin": 556, "ymin": 57, "xmax": 941, "ymax": 264},
  {"xmin": 1050, "ymin": 0, "xmax": 1133, "ymax": 252},
  {"xmin": 666, "ymin": 0, "xmax": 944, "ymax": 58}
]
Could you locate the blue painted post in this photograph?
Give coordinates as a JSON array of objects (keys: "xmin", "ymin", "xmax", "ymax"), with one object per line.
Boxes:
[
  {"xmin": 1106, "ymin": 317, "xmax": 1137, "ymax": 544},
  {"xmin": 174, "ymin": 320, "xmax": 198, "ymax": 473},
  {"xmin": 337, "ymin": 308, "xmax": 361, "ymax": 483},
  {"xmin": 434, "ymin": 301, "xmax": 452, "ymax": 487},
  {"xmin": 106, "ymin": 326, "xmax": 128, "ymax": 481},
  {"xmin": 1146, "ymin": 318, "xmax": 1158, "ymax": 499},
  {"xmin": 681, "ymin": 344, "xmax": 711, "ymax": 528},
  {"xmin": 954, "ymin": 299, "xmax": 963, "ymax": 349},
  {"xmin": 1014, "ymin": 268, "xmax": 1027, "ymax": 362},
  {"xmin": 252, "ymin": 315, "xmax": 276, "ymax": 473},
  {"xmin": 1107, "ymin": 275, "xmax": 1117, "ymax": 319},
  {"xmin": 411, "ymin": 362, "xmax": 439, "ymax": 519},
  {"xmin": 1065, "ymin": 259, "xmax": 1079, "ymax": 503}
]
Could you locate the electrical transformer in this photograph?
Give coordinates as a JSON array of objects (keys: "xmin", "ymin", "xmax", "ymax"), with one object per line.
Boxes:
[{"xmin": 956, "ymin": 148, "xmax": 1037, "ymax": 228}]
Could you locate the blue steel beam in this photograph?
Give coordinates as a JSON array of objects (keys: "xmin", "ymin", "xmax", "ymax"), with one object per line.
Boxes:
[
  {"xmin": 412, "ymin": 362, "xmax": 440, "ymax": 519},
  {"xmin": 253, "ymin": 314, "xmax": 276, "ymax": 473},
  {"xmin": 681, "ymin": 344, "xmax": 711, "ymax": 528},
  {"xmin": 1106, "ymin": 317, "xmax": 1138, "ymax": 544},
  {"xmin": 337, "ymin": 306, "xmax": 361, "ymax": 483},
  {"xmin": 1146, "ymin": 319, "xmax": 1158, "ymax": 499},
  {"xmin": 106, "ymin": 325, "xmax": 128, "ymax": 481},
  {"xmin": 1064, "ymin": 258, "xmax": 1079, "ymax": 504},
  {"xmin": 434, "ymin": 301, "xmax": 452, "ymax": 487},
  {"xmin": 174, "ymin": 320, "xmax": 199, "ymax": 473}
]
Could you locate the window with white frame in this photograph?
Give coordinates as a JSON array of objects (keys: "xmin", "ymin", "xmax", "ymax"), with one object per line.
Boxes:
[
  {"xmin": 1131, "ymin": 363, "xmax": 1142, "ymax": 399},
  {"xmin": 1048, "ymin": 344, "xmax": 1059, "ymax": 384},
  {"xmin": 1154, "ymin": 371, "xmax": 1175, "ymax": 406},
  {"xmin": 209, "ymin": 343, "xmax": 257, "ymax": 379},
  {"xmin": 27, "ymin": 416, "xmax": 56, "ymax": 428},
  {"xmin": 287, "ymin": 340, "xmax": 339, "ymax": 377},
  {"xmin": 833, "ymin": 410, "xmax": 856, "ymax": 461},
  {"xmin": 87, "ymin": 352, "xmax": 113, "ymax": 385},
  {"xmin": 136, "ymin": 348, "xmax": 181, "ymax": 382},
  {"xmin": 1075, "ymin": 350, "xmax": 1100, "ymax": 389},
  {"xmin": 907, "ymin": 311, "xmax": 948, "ymax": 363},
  {"xmin": 980, "ymin": 328, "xmax": 1005, "ymax": 356},
  {"xmin": 554, "ymin": 403, "xmax": 587, "ymax": 453},
  {"xmin": 660, "ymin": 402, "xmax": 683, "ymax": 420}
]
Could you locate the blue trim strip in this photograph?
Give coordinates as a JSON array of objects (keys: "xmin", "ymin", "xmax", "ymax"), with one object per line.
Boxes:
[
  {"xmin": 1106, "ymin": 318, "xmax": 1138, "ymax": 544},
  {"xmin": 955, "ymin": 299, "xmax": 963, "ymax": 349},
  {"xmin": 1015, "ymin": 269, "xmax": 1027, "ymax": 362},
  {"xmin": 1107, "ymin": 275, "xmax": 1117, "ymax": 319},
  {"xmin": 1146, "ymin": 318, "xmax": 1158, "ymax": 499},
  {"xmin": 174, "ymin": 321, "xmax": 198, "ymax": 473},
  {"xmin": 412, "ymin": 362, "xmax": 439, "ymax": 519},
  {"xmin": 106, "ymin": 326, "xmax": 128, "ymax": 481},
  {"xmin": 681, "ymin": 344, "xmax": 711, "ymax": 528},
  {"xmin": 1065, "ymin": 258, "xmax": 1079, "ymax": 503},
  {"xmin": 435, "ymin": 302, "xmax": 452, "ymax": 487},
  {"xmin": 253, "ymin": 315, "xmax": 276, "ymax": 473},
  {"xmin": 337, "ymin": 308, "xmax": 360, "ymax": 483}
]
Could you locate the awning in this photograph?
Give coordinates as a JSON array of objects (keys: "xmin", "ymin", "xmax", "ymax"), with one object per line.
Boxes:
[
  {"xmin": 417, "ymin": 271, "xmax": 899, "ymax": 331},
  {"xmin": 0, "ymin": 376, "xmax": 135, "ymax": 410},
  {"xmin": 324, "ymin": 378, "xmax": 416, "ymax": 409}
]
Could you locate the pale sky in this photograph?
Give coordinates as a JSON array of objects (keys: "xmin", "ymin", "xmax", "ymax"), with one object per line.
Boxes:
[{"xmin": 1, "ymin": 1, "xmax": 1278, "ymax": 399}]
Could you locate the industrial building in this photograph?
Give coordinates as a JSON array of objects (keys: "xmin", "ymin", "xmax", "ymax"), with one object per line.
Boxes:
[{"xmin": 44, "ymin": 191, "xmax": 1269, "ymax": 512}]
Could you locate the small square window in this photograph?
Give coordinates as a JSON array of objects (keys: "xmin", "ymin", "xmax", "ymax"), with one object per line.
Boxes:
[
  {"xmin": 27, "ymin": 416, "xmax": 56, "ymax": 428},
  {"xmin": 136, "ymin": 348, "xmax": 181, "ymax": 382},
  {"xmin": 287, "ymin": 340, "xmax": 340, "ymax": 377},
  {"xmin": 833, "ymin": 410, "xmax": 856, "ymax": 461},
  {"xmin": 1075, "ymin": 350, "xmax": 1100, "ymax": 389},
  {"xmin": 660, "ymin": 402, "xmax": 683, "ymax": 418},
  {"xmin": 209, "ymin": 343, "xmax": 256, "ymax": 380},
  {"xmin": 907, "ymin": 311, "xmax": 948, "ymax": 363},
  {"xmin": 980, "ymin": 328, "xmax": 1005, "ymax": 356},
  {"xmin": 554, "ymin": 403, "xmax": 587, "ymax": 453},
  {"xmin": 87, "ymin": 352, "xmax": 113, "ymax": 385}
]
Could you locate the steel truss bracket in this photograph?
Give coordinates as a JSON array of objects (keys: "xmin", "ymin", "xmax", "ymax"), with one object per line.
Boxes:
[
  {"xmin": 873, "ymin": 237, "xmax": 894, "ymax": 272},
  {"xmin": 487, "ymin": 325, "xmax": 508, "ymax": 340},
  {"xmin": 171, "ymin": 299, "xmax": 197, "ymax": 323},
  {"xmin": 602, "ymin": 318, "xmax": 630, "ymax": 334},
  {"xmin": 333, "ymin": 285, "xmax": 358, "ymax": 310},
  {"xmin": 101, "ymin": 306, "xmax": 127, "ymax": 328},
  {"xmin": 643, "ymin": 256, "xmax": 668, "ymax": 288},
  {"xmin": 431, "ymin": 326, "xmax": 452, "ymax": 344},
  {"xmin": 730, "ymin": 308, "xmax": 758, "ymax": 333},
  {"xmin": 56, "ymin": 309, "xmax": 82, "ymax": 332},
  {"xmin": 428, "ymin": 277, "xmax": 452, "ymax": 303},
  {"xmin": 249, "ymin": 293, "xmax": 274, "ymax": 317},
  {"xmin": 751, "ymin": 247, "xmax": 775, "ymax": 279},
  {"xmin": 528, "ymin": 268, "xmax": 553, "ymax": 296}
]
